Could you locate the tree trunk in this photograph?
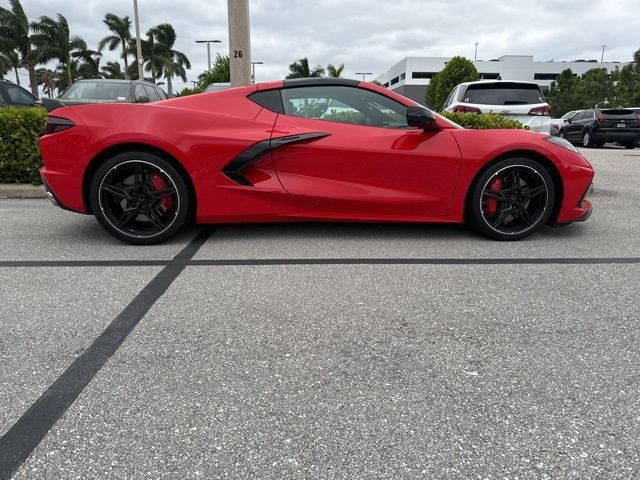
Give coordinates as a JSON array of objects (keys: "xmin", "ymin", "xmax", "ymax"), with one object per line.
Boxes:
[
  {"xmin": 66, "ymin": 59, "xmax": 73, "ymax": 86},
  {"xmin": 167, "ymin": 75, "xmax": 173, "ymax": 98},
  {"xmin": 122, "ymin": 41, "xmax": 129, "ymax": 80},
  {"xmin": 14, "ymin": 67, "xmax": 20, "ymax": 85},
  {"xmin": 28, "ymin": 65, "xmax": 38, "ymax": 97}
]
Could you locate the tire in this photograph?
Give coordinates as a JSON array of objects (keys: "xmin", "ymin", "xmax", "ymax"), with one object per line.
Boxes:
[
  {"xmin": 469, "ymin": 158, "xmax": 555, "ymax": 241},
  {"xmin": 624, "ymin": 143, "xmax": 636, "ymax": 150},
  {"xmin": 582, "ymin": 130, "xmax": 593, "ymax": 148},
  {"xmin": 89, "ymin": 151, "xmax": 192, "ymax": 245}
]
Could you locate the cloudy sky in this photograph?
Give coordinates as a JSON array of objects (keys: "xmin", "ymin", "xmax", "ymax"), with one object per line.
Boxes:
[{"xmin": 10, "ymin": 0, "xmax": 640, "ymax": 91}]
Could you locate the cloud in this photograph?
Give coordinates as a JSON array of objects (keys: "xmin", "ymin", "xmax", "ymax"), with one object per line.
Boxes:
[{"xmin": 10, "ymin": 0, "xmax": 640, "ymax": 91}]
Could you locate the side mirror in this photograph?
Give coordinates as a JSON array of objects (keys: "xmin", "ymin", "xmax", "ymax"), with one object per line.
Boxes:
[
  {"xmin": 566, "ymin": 118, "xmax": 572, "ymax": 124},
  {"xmin": 407, "ymin": 106, "xmax": 440, "ymax": 131}
]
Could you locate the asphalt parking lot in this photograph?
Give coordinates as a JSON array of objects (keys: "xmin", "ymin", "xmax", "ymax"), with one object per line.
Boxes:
[{"xmin": 1, "ymin": 146, "xmax": 639, "ymax": 479}]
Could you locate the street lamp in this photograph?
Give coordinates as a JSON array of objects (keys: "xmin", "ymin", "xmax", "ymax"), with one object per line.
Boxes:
[
  {"xmin": 601, "ymin": 44, "xmax": 607, "ymax": 63},
  {"xmin": 355, "ymin": 72, "xmax": 372, "ymax": 81},
  {"xmin": 195, "ymin": 40, "xmax": 222, "ymax": 71},
  {"xmin": 251, "ymin": 61, "xmax": 263, "ymax": 83},
  {"xmin": 133, "ymin": 0, "xmax": 144, "ymax": 81},
  {"xmin": 474, "ymin": 43, "xmax": 479, "ymax": 61}
]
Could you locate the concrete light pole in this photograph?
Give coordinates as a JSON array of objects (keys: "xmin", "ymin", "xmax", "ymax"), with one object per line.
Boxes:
[
  {"xmin": 601, "ymin": 44, "xmax": 607, "ymax": 63},
  {"xmin": 251, "ymin": 61, "xmax": 263, "ymax": 83},
  {"xmin": 195, "ymin": 40, "xmax": 221, "ymax": 71},
  {"xmin": 474, "ymin": 43, "xmax": 479, "ymax": 62},
  {"xmin": 355, "ymin": 72, "xmax": 372, "ymax": 81},
  {"xmin": 227, "ymin": 0, "xmax": 251, "ymax": 86},
  {"xmin": 133, "ymin": 0, "xmax": 144, "ymax": 81}
]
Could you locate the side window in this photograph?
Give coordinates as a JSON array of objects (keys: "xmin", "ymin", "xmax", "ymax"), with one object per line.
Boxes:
[
  {"xmin": 134, "ymin": 84, "xmax": 148, "ymax": 102},
  {"xmin": 281, "ymin": 86, "xmax": 408, "ymax": 128},
  {"xmin": 574, "ymin": 111, "xmax": 586, "ymax": 121},
  {"xmin": 156, "ymin": 88, "xmax": 167, "ymax": 100},
  {"xmin": 5, "ymin": 84, "xmax": 35, "ymax": 106},
  {"xmin": 143, "ymin": 84, "xmax": 159, "ymax": 101}
]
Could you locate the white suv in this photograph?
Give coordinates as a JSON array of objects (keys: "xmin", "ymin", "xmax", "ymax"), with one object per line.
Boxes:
[{"xmin": 442, "ymin": 80, "xmax": 551, "ymax": 133}]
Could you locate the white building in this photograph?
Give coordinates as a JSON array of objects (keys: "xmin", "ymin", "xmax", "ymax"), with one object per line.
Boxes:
[{"xmin": 375, "ymin": 55, "xmax": 629, "ymax": 105}]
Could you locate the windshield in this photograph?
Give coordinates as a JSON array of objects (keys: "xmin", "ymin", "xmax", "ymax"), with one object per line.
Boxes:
[
  {"xmin": 463, "ymin": 83, "xmax": 545, "ymax": 106},
  {"xmin": 60, "ymin": 82, "xmax": 131, "ymax": 100}
]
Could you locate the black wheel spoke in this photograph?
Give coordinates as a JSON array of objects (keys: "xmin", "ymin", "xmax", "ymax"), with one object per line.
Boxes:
[
  {"xmin": 134, "ymin": 166, "xmax": 146, "ymax": 188},
  {"xmin": 145, "ymin": 206, "xmax": 166, "ymax": 230},
  {"xmin": 116, "ymin": 207, "xmax": 138, "ymax": 229},
  {"xmin": 493, "ymin": 207, "xmax": 512, "ymax": 227},
  {"xmin": 523, "ymin": 185, "xmax": 546, "ymax": 198},
  {"xmin": 102, "ymin": 184, "xmax": 130, "ymax": 200},
  {"xmin": 519, "ymin": 208, "xmax": 534, "ymax": 226},
  {"xmin": 512, "ymin": 168, "xmax": 521, "ymax": 190},
  {"xmin": 148, "ymin": 187, "xmax": 176, "ymax": 199},
  {"xmin": 482, "ymin": 190, "xmax": 504, "ymax": 201}
]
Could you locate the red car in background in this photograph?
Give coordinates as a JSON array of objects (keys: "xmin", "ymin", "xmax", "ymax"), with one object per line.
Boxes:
[{"xmin": 39, "ymin": 78, "xmax": 593, "ymax": 245}]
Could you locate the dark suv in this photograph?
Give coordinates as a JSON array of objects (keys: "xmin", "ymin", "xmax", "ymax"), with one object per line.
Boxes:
[
  {"xmin": 0, "ymin": 79, "xmax": 37, "ymax": 107},
  {"xmin": 58, "ymin": 79, "xmax": 167, "ymax": 105},
  {"xmin": 561, "ymin": 109, "xmax": 640, "ymax": 149}
]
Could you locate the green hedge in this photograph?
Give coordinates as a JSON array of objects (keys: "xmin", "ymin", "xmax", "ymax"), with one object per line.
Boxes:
[
  {"xmin": 0, "ymin": 107, "xmax": 47, "ymax": 184},
  {"xmin": 440, "ymin": 111, "xmax": 529, "ymax": 130}
]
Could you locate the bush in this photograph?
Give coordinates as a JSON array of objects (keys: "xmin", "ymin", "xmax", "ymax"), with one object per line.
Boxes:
[
  {"xmin": 0, "ymin": 107, "xmax": 47, "ymax": 184},
  {"xmin": 440, "ymin": 111, "xmax": 529, "ymax": 130},
  {"xmin": 177, "ymin": 86, "xmax": 204, "ymax": 97}
]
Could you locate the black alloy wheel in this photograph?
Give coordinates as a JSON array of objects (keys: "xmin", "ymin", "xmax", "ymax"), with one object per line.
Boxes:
[
  {"xmin": 89, "ymin": 151, "xmax": 191, "ymax": 245},
  {"xmin": 469, "ymin": 158, "xmax": 555, "ymax": 241}
]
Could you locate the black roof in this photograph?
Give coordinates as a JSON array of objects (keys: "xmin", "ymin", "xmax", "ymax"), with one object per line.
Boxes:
[{"xmin": 283, "ymin": 77, "xmax": 359, "ymax": 88}]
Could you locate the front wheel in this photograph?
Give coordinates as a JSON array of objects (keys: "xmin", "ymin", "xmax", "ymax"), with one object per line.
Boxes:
[
  {"xmin": 469, "ymin": 158, "xmax": 555, "ymax": 241},
  {"xmin": 89, "ymin": 151, "xmax": 192, "ymax": 245}
]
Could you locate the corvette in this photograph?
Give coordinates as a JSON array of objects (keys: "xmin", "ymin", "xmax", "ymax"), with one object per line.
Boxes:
[{"xmin": 39, "ymin": 78, "xmax": 593, "ymax": 245}]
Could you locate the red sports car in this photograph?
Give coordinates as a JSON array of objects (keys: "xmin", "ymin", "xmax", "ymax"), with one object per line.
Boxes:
[{"xmin": 39, "ymin": 78, "xmax": 593, "ymax": 245}]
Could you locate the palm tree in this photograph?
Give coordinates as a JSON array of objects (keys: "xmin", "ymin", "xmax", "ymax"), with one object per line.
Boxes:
[
  {"xmin": 37, "ymin": 67, "xmax": 57, "ymax": 97},
  {"xmin": 76, "ymin": 49, "xmax": 102, "ymax": 79},
  {"xmin": 30, "ymin": 14, "xmax": 88, "ymax": 87},
  {"xmin": 125, "ymin": 31, "xmax": 162, "ymax": 82},
  {"xmin": 148, "ymin": 24, "xmax": 190, "ymax": 97},
  {"xmin": 326, "ymin": 63, "xmax": 344, "ymax": 78},
  {"xmin": 101, "ymin": 60, "xmax": 125, "ymax": 79},
  {"xmin": 0, "ymin": 50, "xmax": 19, "ymax": 83},
  {"xmin": 98, "ymin": 14, "xmax": 132, "ymax": 79},
  {"xmin": 0, "ymin": 0, "xmax": 38, "ymax": 95},
  {"xmin": 286, "ymin": 57, "xmax": 324, "ymax": 79}
]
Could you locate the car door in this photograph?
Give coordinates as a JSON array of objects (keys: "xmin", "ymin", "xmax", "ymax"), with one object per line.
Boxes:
[
  {"xmin": 565, "ymin": 111, "xmax": 585, "ymax": 141},
  {"xmin": 270, "ymin": 84, "xmax": 461, "ymax": 217}
]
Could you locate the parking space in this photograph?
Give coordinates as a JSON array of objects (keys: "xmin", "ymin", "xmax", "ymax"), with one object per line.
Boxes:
[{"xmin": 1, "ymin": 146, "xmax": 639, "ymax": 478}]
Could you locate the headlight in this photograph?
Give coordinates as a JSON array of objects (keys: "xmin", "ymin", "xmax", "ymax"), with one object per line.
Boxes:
[{"xmin": 543, "ymin": 135, "xmax": 579, "ymax": 154}]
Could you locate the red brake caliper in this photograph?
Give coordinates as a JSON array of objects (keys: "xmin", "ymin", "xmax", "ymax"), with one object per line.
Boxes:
[
  {"xmin": 484, "ymin": 177, "xmax": 502, "ymax": 218},
  {"xmin": 149, "ymin": 173, "xmax": 174, "ymax": 211}
]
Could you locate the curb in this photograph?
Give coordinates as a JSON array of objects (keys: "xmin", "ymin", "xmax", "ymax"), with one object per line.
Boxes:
[{"xmin": 0, "ymin": 184, "xmax": 47, "ymax": 199}]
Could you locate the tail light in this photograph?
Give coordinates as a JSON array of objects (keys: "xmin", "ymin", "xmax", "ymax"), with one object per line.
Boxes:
[
  {"xmin": 528, "ymin": 105, "xmax": 551, "ymax": 116},
  {"xmin": 452, "ymin": 105, "xmax": 481, "ymax": 114},
  {"xmin": 43, "ymin": 116, "xmax": 75, "ymax": 135},
  {"xmin": 597, "ymin": 113, "xmax": 605, "ymax": 125}
]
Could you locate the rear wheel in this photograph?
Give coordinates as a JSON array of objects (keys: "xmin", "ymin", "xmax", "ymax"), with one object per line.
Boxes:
[
  {"xmin": 89, "ymin": 151, "xmax": 192, "ymax": 245},
  {"xmin": 582, "ymin": 131, "xmax": 593, "ymax": 148},
  {"xmin": 469, "ymin": 158, "xmax": 555, "ymax": 241}
]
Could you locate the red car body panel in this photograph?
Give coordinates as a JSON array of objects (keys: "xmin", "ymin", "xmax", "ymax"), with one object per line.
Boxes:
[{"xmin": 39, "ymin": 80, "xmax": 594, "ymax": 228}]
